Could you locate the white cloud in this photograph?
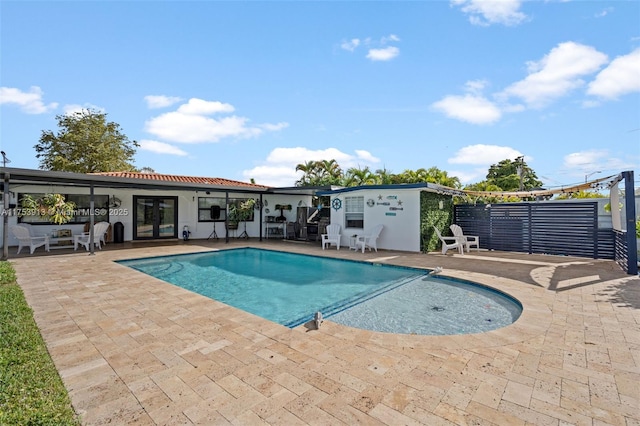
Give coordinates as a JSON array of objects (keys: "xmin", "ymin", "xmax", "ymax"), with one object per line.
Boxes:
[
  {"xmin": 144, "ymin": 95, "xmax": 183, "ymax": 109},
  {"xmin": 448, "ymin": 144, "xmax": 524, "ymax": 166},
  {"xmin": 434, "ymin": 42, "xmax": 613, "ymax": 125},
  {"xmin": 451, "ymin": 0, "xmax": 527, "ymax": 26},
  {"xmin": 340, "ymin": 38, "xmax": 361, "ymax": 52},
  {"xmin": 63, "ymin": 103, "xmax": 104, "ymax": 115},
  {"xmin": 242, "ymin": 165, "xmax": 300, "ymax": 188},
  {"xmin": 381, "ymin": 34, "xmax": 400, "ymax": 44},
  {"xmin": 341, "ymin": 35, "xmax": 401, "ymax": 61},
  {"xmin": 595, "ymin": 8, "xmax": 613, "ymax": 18},
  {"xmin": 245, "ymin": 147, "xmax": 381, "ymax": 187},
  {"xmin": 0, "ymin": 86, "xmax": 58, "ymax": 114},
  {"xmin": 499, "ymin": 42, "xmax": 608, "ymax": 108},
  {"xmin": 139, "ymin": 139, "xmax": 188, "ymax": 156},
  {"xmin": 581, "ymin": 99, "xmax": 601, "ymax": 108},
  {"xmin": 260, "ymin": 122, "xmax": 289, "ymax": 131},
  {"xmin": 464, "ymin": 79, "xmax": 489, "ymax": 95},
  {"xmin": 448, "ymin": 168, "xmax": 487, "ymax": 185},
  {"xmin": 563, "ymin": 149, "xmax": 605, "ymax": 169},
  {"xmin": 587, "ymin": 48, "xmax": 640, "ymax": 100},
  {"xmin": 177, "ymin": 98, "xmax": 235, "ymax": 115},
  {"xmin": 265, "ymin": 147, "xmax": 379, "ymax": 167},
  {"xmin": 562, "ymin": 149, "xmax": 635, "ymax": 180},
  {"xmin": 353, "ymin": 150, "xmax": 380, "ymax": 164},
  {"xmin": 366, "ymin": 46, "xmax": 400, "ymax": 61},
  {"xmin": 144, "ymin": 98, "xmax": 287, "ymax": 143},
  {"xmin": 431, "ymin": 94, "xmax": 502, "ymax": 124}
]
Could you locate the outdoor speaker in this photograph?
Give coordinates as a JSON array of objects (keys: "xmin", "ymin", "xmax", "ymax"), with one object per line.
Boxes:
[{"xmin": 210, "ymin": 205, "xmax": 221, "ymax": 220}]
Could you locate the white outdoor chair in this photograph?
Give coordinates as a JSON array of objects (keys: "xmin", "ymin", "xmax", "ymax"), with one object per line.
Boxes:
[
  {"xmin": 321, "ymin": 223, "xmax": 341, "ymax": 250},
  {"xmin": 355, "ymin": 224, "xmax": 384, "ymax": 253},
  {"xmin": 450, "ymin": 224, "xmax": 479, "ymax": 253},
  {"xmin": 74, "ymin": 221, "xmax": 110, "ymax": 251},
  {"xmin": 433, "ymin": 226, "xmax": 463, "ymax": 255},
  {"xmin": 10, "ymin": 224, "xmax": 50, "ymax": 254}
]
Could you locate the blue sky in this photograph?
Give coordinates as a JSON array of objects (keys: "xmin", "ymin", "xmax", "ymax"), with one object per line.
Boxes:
[{"xmin": 1, "ymin": 0, "xmax": 639, "ymax": 189}]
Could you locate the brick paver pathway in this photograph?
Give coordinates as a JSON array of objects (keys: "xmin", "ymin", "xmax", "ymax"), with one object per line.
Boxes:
[{"xmin": 10, "ymin": 240, "xmax": 640, "ymax": 425}]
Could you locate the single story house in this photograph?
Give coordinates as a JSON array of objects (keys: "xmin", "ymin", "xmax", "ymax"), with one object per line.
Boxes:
[
  {"xmin": 0, "ymin": 168, "xmax": 458, "ymax": 256},
  {"xmin": 0, "ymin": 167, "xmax": 329, "ymax": 257}
]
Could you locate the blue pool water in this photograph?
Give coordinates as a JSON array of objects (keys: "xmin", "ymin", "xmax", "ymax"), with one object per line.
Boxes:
[{"xmin": 118, "ymin": 248, "xmax": 522, "ymax": 334}]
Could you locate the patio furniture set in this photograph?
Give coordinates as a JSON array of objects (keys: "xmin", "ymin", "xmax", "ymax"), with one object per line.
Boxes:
[
  {"xmin": 321, "ymin": 223, "xmax": 384, "ymax": 253},
  {"xmin": 10, "ymin": 222, "xmax": 111, "ymax": 255},
  {"xmin": 434, "ymin": 224, "xmax": 479, "ymax": 255}
]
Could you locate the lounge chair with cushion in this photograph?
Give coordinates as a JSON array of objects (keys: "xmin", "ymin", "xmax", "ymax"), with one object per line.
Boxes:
[
  {"xmin": 74, "ymin": 221, "xmax": 110, "ymax": 251},
  {"xmin": 355, "ymin": 224, "xmax": 384, "ymax": 253},
  {"xmin": 450, "ymin": 224, "xmax": 479, "ymax": 252},
  {"xmin": 433, "ymin": 226, "xmax": 463, "ymax": 255},
  {"xmin": 321, "ymin": 223, "xmax": 341, "ymax": 250},
  {"xmin": 10, "ymin": 224, "xmax": 50, "ymax": 254}
]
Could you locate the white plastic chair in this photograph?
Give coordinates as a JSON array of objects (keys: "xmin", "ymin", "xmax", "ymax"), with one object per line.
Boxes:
[
  {"xmin": 356, "ymin": 224, "xmax": 384, "ymax": 253},
  {"xmin": 433, "ymin": 226, "xmax": 463, "ymax": 255},
  {"xmin": 321, "ymin": 224, "xmax": 341, "ymax": 250},
  {"xmin": 74, "ymin": 221, "xmax": 110, "ymax": 251},
  {"xmin": 10, "ymin": 224, "xmax": 50, "ymax": 254},
  {"xmin": 450, "ymin": 224, "xmax": 479, "ymax": 253}
]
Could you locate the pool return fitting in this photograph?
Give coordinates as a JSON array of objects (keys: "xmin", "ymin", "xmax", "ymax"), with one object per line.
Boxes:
[
  {"xmin": 314, "ymin": 311, "xmax": 323, "ymax": 329},
  {"xmin": 426, "ymin": 266, "xmax": 443, "ymax": 277}
]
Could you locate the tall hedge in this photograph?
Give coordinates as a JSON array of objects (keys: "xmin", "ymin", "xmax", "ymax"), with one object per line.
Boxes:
[{"xmin": 419, "ymin": 192, "xmax": 454, "ymax": 253}]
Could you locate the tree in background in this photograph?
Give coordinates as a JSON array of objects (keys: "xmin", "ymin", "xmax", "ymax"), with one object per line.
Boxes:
[
  {"xmin": 295, "ymin": 160, "xmax": 462, "ymax": 189},
  {"xmin": 295, "ymin": 160, "xmax": 343, "ymax": 186},
  {"xmin": 396, "ymin": 167, "xmax": 461, "ymax": 188},
  {"xmin": 374, "ymin": 167, "xmax": 399, "ymax": 185},
  {"xmin": 485, "ymin": 158, "xmax": 543, "ymax": 191},
  {"xmin": 555, "ymin": 190, "xmax": 606, "ymax": 200},
  {"xmin": 35, "ymin": 109, "xmax": 139, "ymax": 173},
  {"xmin": 342, "ymin": 166, "xmax": 377, "ymax": 186},
  {"xmin": 462, "ymin": 181, "xmax": 521, "ymax": 204}
]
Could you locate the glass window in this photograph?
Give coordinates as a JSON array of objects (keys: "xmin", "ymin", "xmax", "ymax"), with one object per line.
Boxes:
[
  {"xmin": 67, "ymin": 194, "xmax": 109, "ymax": 224},
  {"xmin": 344, "ymin": 196, "xmax": 364, "ymax": 229},
  {"xmin": 18, "ymin": 193, "xmax": 109, "ymax": 224},
  {"xmin": 197, "ymin": 197, "xmax": 256, "ymax": 222},
  {"xmin": 198, "ymin": 197, "xmax": 227, "ymax": 222}
]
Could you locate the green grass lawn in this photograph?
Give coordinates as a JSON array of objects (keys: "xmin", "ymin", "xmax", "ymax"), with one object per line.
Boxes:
[{"xmin": 0, "ymin": 261, "xmax": 79, "ymax": 425}]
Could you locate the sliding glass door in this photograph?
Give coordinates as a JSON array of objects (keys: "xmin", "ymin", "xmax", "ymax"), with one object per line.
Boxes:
[{"xmin": 134, "ymin": 196, "xmax": 178, "ymax": 239}]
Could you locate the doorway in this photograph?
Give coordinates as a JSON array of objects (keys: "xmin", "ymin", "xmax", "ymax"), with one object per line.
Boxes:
[{"xmin": 133, "ymin": 196, "xmax": 178, "ymax": 239}]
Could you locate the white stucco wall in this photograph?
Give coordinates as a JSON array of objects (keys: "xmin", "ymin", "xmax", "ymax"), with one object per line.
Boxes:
[{"xmin": 328, "ymin": 187, "xmax": 423, "ymax": 252}]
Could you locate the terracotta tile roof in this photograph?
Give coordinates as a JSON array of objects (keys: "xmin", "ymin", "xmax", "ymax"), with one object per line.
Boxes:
[{"xmin": 89, "ymin": 171, "xmax": 269, "ymax": 189}]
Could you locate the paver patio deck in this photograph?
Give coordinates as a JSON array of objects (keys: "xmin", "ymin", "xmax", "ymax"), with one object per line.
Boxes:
[{"xmin": 9, "ymin": 239, "xmax": 640, "ymax": 425}]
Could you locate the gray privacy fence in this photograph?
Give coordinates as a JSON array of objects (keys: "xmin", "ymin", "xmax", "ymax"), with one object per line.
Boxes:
[{"xmin": 454, "ymin": 201, "xmax": 636, "ymax": 274}]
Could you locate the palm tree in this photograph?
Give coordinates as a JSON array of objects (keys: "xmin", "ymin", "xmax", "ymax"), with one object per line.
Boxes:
[
  {"xmin": 425, "ymin": 167, "xmax": 461, "ymax": 188},
  {"xmin": 375, "ymin": 167, "xmax": 397, "ymax": 184},
  {"xmin": 344, "ymin": 167, "xmax": 377, "ymax": 186},
  {"xmin": 318, "ymin": 159, "xmax": 343, "ymax": 185},
  {"xmin": 295, "ymin": 161, "xmax": 319, "ymax": 186}
]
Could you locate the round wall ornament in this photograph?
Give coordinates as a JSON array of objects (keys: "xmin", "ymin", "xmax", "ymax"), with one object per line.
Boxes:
[
  {"xmin": 109, "ymin": 196, "xmax": 122, "ymax": 208},
  {"xmin": 331, "ymin": 198, "xmax": 342, "ymax": 211}
]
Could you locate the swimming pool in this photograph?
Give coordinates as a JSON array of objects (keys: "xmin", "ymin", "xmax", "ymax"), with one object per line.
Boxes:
[{"xmin": 118, "ymin": 248, "xmax": 522, "ymax": 335}]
